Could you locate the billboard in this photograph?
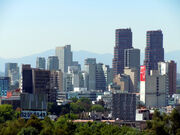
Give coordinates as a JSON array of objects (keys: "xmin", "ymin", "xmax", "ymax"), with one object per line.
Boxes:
[
  {"xmin": 21, "ymin": 110, "xmax": 47, "ymax": 119},
  {"xmin": 140, "ymin": 66, "xmax": 146, "ymax": 82}
]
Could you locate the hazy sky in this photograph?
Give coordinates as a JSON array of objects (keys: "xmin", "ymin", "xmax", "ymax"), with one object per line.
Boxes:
[{"xmin": 0, "ymin": 0, "xmax": 180, "ymax": 58}]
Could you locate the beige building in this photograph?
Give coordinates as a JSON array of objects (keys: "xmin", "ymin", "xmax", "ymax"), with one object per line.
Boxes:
[
  {"xmin": 113, "ymin": 74, "xmax": 130, "ymax": 92},
  {"xmin": 124, "ymin": 67, "xmax": 139, "ymax": 92}
]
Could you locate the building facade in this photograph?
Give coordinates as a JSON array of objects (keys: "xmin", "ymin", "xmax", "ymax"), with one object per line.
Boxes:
[
  {"xmin": 144, "ymin": 30, "xmax": 164, "ymax": 74},
  {"xmin": 158, "ymin": 61, "xmax": 177, "ymax": 96},
  {"xmin": 36, "ymin": 57, "xmax": 46, "ymax": 70},
  {"xmin": 96, "ymin": 63, "xmax": 106, "ymax": 91},
  {"xmin": 113, "ymin": 29, "xmax": 133, "ymax": 76},
  {"xmin": 112, "ymin": 92, "xmax": 136, "ymax": 121},
  {"xmin": 5, "ymin": 63, "xmax": 19, "ymax": 85},
  {"xmin": 84, "ymin": 58, "xmax": 96, "ymax": 90},
  {"xmin": 140, "ymin": 66, "xmax": 168, "ymax": 108},
  {"xmin": 55, "ymin": 45, "xmax": 72, "ymax": 73},
  {"xmin": 0, "ymin": 77, "xmax": 10, "ymax": 96},
  {"xmin": 47, "ymin": 56, "xmax": 59, "ymax": 71}
]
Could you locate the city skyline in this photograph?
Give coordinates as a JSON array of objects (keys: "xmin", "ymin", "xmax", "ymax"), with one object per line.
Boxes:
[{"xmin": 0, "ymin": 0, "xmax": 180, "ymax": 58}]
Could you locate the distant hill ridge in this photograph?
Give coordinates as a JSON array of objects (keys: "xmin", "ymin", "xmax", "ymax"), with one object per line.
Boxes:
[{"xmin": 0, "ymin": 49, "xmax": 179, "ymax": 73}]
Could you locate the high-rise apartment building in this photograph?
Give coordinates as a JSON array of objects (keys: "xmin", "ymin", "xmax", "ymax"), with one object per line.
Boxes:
[
  {"xmin": 55, "ymin": 45, "xmax": 72, "ymax": 73},
  {"xmin": 36, "ymin": 57, "xmax": 46, "ymax": 70},
  {"xmin": 113, "ymin": 29, "xmax": 132, "ymax": 76},
  {"xmin": 158, "ymin": 61, "xmax": 177, "ymax": 96},
  {"xmin": 112, "ymin": 92, "xmax": 136, "ymax": 121},
  {"xmin": 47, "ymin": 56, "xmax": 59, "ymax": 71},
  {"xmin": 140, "ymin": 66, "xmax": 168, "ymax": 108},
  {"xmin": 144, "ymin": 30, "xmax": 164, "ymax": 74}
]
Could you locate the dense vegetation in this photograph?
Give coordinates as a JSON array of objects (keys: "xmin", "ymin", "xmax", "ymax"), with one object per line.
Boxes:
[{"xmin": 0, "ymin": 99, "xmax": 180, "ymax": 135}]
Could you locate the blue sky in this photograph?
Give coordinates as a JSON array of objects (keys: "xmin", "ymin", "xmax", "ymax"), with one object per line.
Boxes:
[{"xmin": 0, "ymin": 0, "xmax": 180, "ymax": 58}]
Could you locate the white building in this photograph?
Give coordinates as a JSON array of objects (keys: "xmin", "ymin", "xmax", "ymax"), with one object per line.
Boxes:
[
  {"xmin": 140, "ymin": 66, "xmax": 168, "ymax": 108},
  {"xmin": 55, "ymin": 45, "xmax": 72, "ymax": 73}
]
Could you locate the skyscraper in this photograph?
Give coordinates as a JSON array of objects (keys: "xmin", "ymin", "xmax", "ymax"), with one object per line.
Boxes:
[
  {"xmin": 36, "ymin": 57, "xmax": 46, "ymax": 70},
  {"xmin": 5, "ymin": 63, "xmax": 19, "ymax": 85},
  {"xmin": 84, "ymin": 58, "xmax": 96, "ymax": 90},
  {"xmin": 96, "ymin": 63, "xmax": 106, "ymax": 91},
  {"xmin": 113, "ymin": 28, "xmax": 133, "ymax": 76},
  {"xmin": 144, "ymin": 30, "xmax": 164, "ymax": 74},
  {"xmin": 47, "ymin": 56, "xmax": 59, "ymax": 71},
  {"xmin": 55, "ymin": 45, "xmax": 72, "ymax": 73}
]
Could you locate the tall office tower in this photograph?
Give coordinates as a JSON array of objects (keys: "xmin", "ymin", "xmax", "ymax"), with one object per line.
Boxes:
[
  {"xmin": 36, "ymin": 57, "xmax": 46, "ymax": 70},
  {"xmin": 21, "ymin": 65, "xmax": 33, "ymax": 93},
  {"xmin": 96, "ymin": 63, "xmax": 106, "ymax": 91},
  {"xmin": 20, "ymin": 65, "xmax": 54, "ymax": 102},
  {"xmin": 144, "ymin": 30, "xmax": 164, "ymax": 74},
  {"xmin": 158, "ymin": 61, "xmax": 177, "ymax": 96},
  {"xmin": 47, "ymin": 56, "xmax": 59, "ymax": 71},
  {"xmin": 84, "ymin": 58, "xmax": 96, "ymax": 90},
  {"xmin": 124, "ymin": 48, "xmax": 140, "ymax": 69},
  {"xmin": 0, "ymin": 77, "xmax": 10, "ymax": 96},
  {"xmin": 5, "ymin": 63, "xmax": 19, "ymax": 85},
  {"xmin": 113, "ymin": 29, "xmax": 133, "ymax": 76},
  {"xmin": 55, "ymin": 45, "xmax": 73, "ymax": 73},
  {"xmin": 112, "ymin": 92, "xmax": 136, "ymax": 121}
]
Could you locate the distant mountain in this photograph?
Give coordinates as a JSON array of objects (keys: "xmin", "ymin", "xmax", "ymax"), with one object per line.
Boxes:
[
  {"xmin": 0, "ymin": 50, "xmax": 113, "ymax": 72},
  {"xmin": 0, "ymin": 50, "xmax": 179, "ymax": 73}
]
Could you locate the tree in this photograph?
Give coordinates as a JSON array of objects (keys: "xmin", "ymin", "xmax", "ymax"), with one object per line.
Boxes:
[
  {"xmin": 25, "ymin": 115, "xmax": 43, "ymax": 133},
  {"xmin": 0, "ymin": 104, "xmax": 16, "ymax": 123},
  {"xmin": 91, "ymin": 104, "xmax": 104, "ymax": 112},
  {"xmin": 18, "ymin": 126, "xmax": 38, "ymax": 135},
  {"xmin": 170, "ymin": 109, "xmax": 180, "ymax": 134},
  {"xmin": 0, "ymin": 118, "xmax": 25, "ymax": 135}
]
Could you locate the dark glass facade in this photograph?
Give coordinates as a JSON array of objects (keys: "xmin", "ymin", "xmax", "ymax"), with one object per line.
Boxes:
[
  {"xmin": 144, "ymin": 30, "xmax": 164, "ymax": 74},
  {"xmin": 113, "ymin": 29, "xmax": 132, "ymax": 76}
]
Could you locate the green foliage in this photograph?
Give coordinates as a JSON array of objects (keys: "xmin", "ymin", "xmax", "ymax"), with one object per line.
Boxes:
[
  {"xmin": 91, "ymin": 104, "xmax": 104, "ymax": 112},
  {"xmin": 70, "ymin": 97, "xmax": 92, "ymax": 114},
  {"xmin": 0, "ymin": 104, "xmax": 16, "ymax": 123},
  {"xmin": 169, "ymin": 109, "xmax": 180, "ymax": 134},
  {"xmin": 145, "ymin": 109, "xmax": 180, "ymax": 135},
  {"xmin": 0, "ymin": 118, "xmax": 25, "ymax": 135},
  {"xmin": 25, "ymin": 115, "xmax": 43, "ymax": 133},
  {"xmin": 18, "ymin": 126, "xmax": 38, "ymax": 135},
  {"xmin": 47, "ymin": 102, "xmax": 70, "ymax": 116}
]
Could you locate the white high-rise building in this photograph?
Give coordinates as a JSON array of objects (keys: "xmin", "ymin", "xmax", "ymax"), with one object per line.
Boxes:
[
  {"xmin": 140, "ymin": 66, "xmax": 168, "ymax": 108},
  {"xmin": 55, "ymin": 45, "xmax": 72, "ymax": 73}
]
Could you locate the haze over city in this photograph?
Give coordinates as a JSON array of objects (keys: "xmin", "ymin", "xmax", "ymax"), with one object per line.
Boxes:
[{"xmin": 0, "ymin": 0, "xmax": 180, "ymax": 58}]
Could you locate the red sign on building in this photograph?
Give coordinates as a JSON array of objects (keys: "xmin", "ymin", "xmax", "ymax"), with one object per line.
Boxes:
[{"xmin": 140, "ymin": 66, "xmax": 146, "ymax": 81}]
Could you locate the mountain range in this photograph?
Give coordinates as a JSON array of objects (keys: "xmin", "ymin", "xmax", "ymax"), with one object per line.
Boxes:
[{"xmin": 0, "ymin": 49, "xmax": 179, "ymax": 74}]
